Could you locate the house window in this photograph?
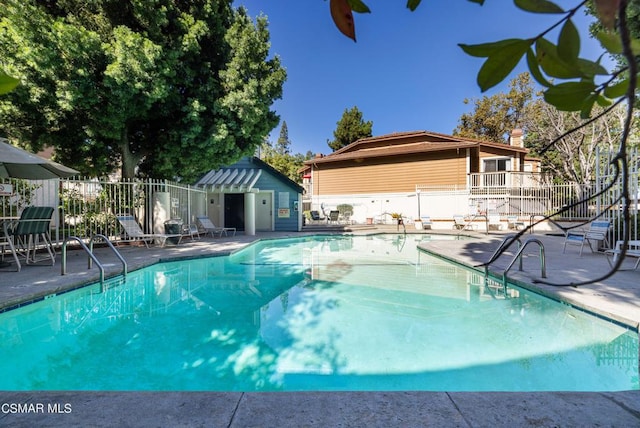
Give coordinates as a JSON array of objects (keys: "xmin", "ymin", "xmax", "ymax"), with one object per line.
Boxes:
[
  {"xmin": 483, "ymin": 158, "xmax": 510, "ymax": 172},
  {"xmin": 483, "ymin": 158, "xmax": 511, "ymax": 186}
]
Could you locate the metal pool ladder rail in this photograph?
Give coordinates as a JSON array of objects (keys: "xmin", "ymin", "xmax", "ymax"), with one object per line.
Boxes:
[
  {"xmin": 480, "ymin": 235, "xmax": 546, "ymax": 291},
  {"xmin": 501, "ymin": 237, "xmax": 546, "ymax": 287},
  {"xmin": 61, "ymin": 234, "xmax": 127, "ymax": 288},
  {"xmin": 482, "ymin": 234, "xmax": 522, "ymax": 277}
]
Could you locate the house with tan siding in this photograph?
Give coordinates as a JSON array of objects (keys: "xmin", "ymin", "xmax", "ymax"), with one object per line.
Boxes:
[{"xmin": 302, "ymin": 129, "xmax": 542, "ymax": 226}]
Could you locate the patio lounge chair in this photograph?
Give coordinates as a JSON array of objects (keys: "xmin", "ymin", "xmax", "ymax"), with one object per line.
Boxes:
[
  {"xmin": 3, "ymin": 206, "xmax": 56, "ymax": 270},
  {"xmin": 562, "ymin": 220, "xmax": 610, "ymax": 256},
  {"xmin": 488, "ymin": 213, "xmax": 504, "ymax": 230},
  {"xmin": 453, "ymin": 215, "xmax": 476, "ymax": 231},
  {"xmin": 420, "ymin": 216, "xmax": 432, "ymax": 229},
  {"xmin": 195, "ymin": 216, "xmax": 236, "ymax": 237},
  {"xmin": 182, "ymin": 224, "xmax": 201, "ymax": 241},
  {"xmin": 605, "ymin": 240, "xmax": 640, "ymax": 270},
  {"xmin": 309, "ymin": 210, "xmax": 325, "ymax": 224},
  {"xmin": 116, "ymin": 214, "xmax": 182, "ymax": 248},
  {"xmin": 340, "ymin": 211, "xmax": 352, "ymax": 225},
  {"xmin": 507, "ymin": 215, "xmax": 525, "ymax": 230},
  {"xmin": 328, "ymin": 210, "xmax": 340, "ymax": 224}
]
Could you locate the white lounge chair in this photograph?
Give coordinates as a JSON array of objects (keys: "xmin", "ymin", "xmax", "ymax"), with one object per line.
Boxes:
[
  {"xmin": 488, "ymin": 213, "xmax": 504, "ymax": 230},
  {"xmin": 195, "ymin": 216, "xmax": 236, "ymax": 237},
  {"xmin": 453, "ymin": 215, "xmax": 476, "ymax": 231},
  {"xmin": 507, "ymin": 215, "xmax": 525, "ymax": 230},
  {"xmin": 605, "ymin": 240, "xmax": 640, "ymax": 270},
  {"xmin": 182, "ymin": 224, "xmax": 201, "ymax": 241},
  {"xmin": 563, "ymin": 220, "xmax": 610, "ymax": 256},
  {"xmin": 116, "ymin": 214, "xmax": 182, "ymax": 247},
  {"xmin": 420, "ymin": 216, "xmax": 432, "ymax": 229}
]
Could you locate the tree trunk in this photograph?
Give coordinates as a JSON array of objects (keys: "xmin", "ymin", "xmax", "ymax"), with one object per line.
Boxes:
[{"xmin": 119, "ymin": 129, "xmax": 141, "ymax": 179}]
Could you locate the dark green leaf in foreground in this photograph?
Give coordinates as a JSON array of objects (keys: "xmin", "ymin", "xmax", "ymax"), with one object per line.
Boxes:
[
  {"xmin": 595, "ymin": 94, "xmax": 612, "ymax": 108},
  {"xmin": 597, "ymin": 31, "xmax": 623, "ymax": 54},
  {"xmin": 579, "ymin": 94, "xmax": 597, "ymax": 119},
  {"xmin": 603, "ymin": 75, "xmax": 635, "ymax": 99},
  {"xmin": 459, "ymin": 38, "xmax": 528, "ymax": 58},
  {"xmin": 475, "ymin": 39, "xmax": 531, "ymax": 92},
  {"xmin": 536, "ymin": 38, "xmax": 584, "ymax": 79},
  {"xmin": 526, "ymin": 48, "xmax": 552, "ymax": 88},
  {"xmin": 514, "ymin": 0, "xmax": 564, "ymax": 13},
  {"xmin": 543, "ymin": 81, "xmax": 596, "ymax": 111},
  {"xmin": 576, "ymin": 58, "xmax": 608, "ymax": 78},
  {"xmin": 406, "ymin": 0, "xmax": 422, "ymax": 11},
  {"xmin": 558, "ymin": 19, "xmax": 580, "ymax": 61},
  {"xmin": 347, "ymin": 0, "xmax": 371, "ymax": 13},
  {"xmin": 0, "ymin": 72, "xmax": 19, "ymax": 95}
]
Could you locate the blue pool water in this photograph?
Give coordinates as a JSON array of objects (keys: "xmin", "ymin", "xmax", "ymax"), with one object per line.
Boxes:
[{"xmin": 0, "ymin": 234, "xmax": 638, "ymax": 391}]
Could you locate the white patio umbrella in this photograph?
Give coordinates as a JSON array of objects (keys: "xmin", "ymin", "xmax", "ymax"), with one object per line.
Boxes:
[{"xmin": 0, "ymin": 138, "xmax": 79, "ymax": 179}]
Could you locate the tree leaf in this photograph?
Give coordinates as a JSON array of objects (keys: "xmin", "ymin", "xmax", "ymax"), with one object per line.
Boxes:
[
  {"xmin": 603, "ymin": 77, "xmax": 630, "ymax": 98},
  {"xmin": 558, "ymin": 19, "xmax": 580, "ymax": 61},
  {"xmin": 595, "ymin": 94, "xmax": 612, "ymax": 108},
  {"xmin": 526, "ymin": 47, "xmax": 552, "ymax": 87},
  {"xmin": 406, "ymin": 0, "xmax": 422, "ymax": 11},
  {"xmin": 459, "ymin": 38, "xmax": 527, "ymax": 58},
  {"xmin": 536, "ymin": 38, "xmax": 584, "ymax": 79},
  {"xmin": 576, "ymin": 58, "xmax": 608, "ymax": 78},
  {"xmin": 476, "ymin": 40, "xmax": 530, "ymax": 92},
  {"xmin": 594, "ymin": 0, "xmax": 619, "ymax": 30},
  {"xmin": 514, "ymin": 0, "xmax": 564, "ymax": 13},
  {"xmin": 543, "ymin": 81, "xmax": 596, "ymax": 111},
  {"xmin": 597, "ymin": 31, "xmax": 623, "ymax": 54},
  {"xmin": 347, "ymin": 0, "xmax": 371, "ymax": 14},
  {"xmin": 579, "ymin": 94, "xmax": 597, "ymax": 119},
  {"xmin": 0, "ymin": 72, "xmax": 20, "ymax": 95},
  {"xmin": 331, "ymin": 0, "xmax": 356, "ymax": 41}
]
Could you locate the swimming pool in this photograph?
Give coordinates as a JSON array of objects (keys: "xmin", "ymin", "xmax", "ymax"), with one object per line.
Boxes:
[{"xmin": 0, "ymin": 234, "xmax": 637, "ymax": 391}]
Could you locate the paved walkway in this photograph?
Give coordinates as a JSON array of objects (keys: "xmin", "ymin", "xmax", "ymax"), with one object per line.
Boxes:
[{"xmin": 0, "ymin": 229, "xmax": 638, "ymax": 427}]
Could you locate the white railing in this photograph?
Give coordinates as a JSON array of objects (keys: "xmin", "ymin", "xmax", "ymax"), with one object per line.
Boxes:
[
  {"xmin": 595, "ymin": 147, "xmax": 640, "ymax": 243},
  {"xmin": 469, "ymin": 171, "xmax": 550, "ymax": 188},
  {"xmin": 1, "ymin": 177, "xmax": 207, "ymax": 246}
]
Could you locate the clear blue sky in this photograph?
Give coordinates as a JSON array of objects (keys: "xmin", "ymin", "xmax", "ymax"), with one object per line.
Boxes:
[{"xmin": 233, "ymin": 1, "xmax": 606, "ymax": 156}]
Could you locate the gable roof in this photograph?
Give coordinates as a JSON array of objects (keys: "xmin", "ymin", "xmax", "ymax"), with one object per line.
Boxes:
[
  {"xmin": 195, "ymin": 156, "xmax": 304, "ymax": 193},
  {"xmin": 304, "ymin": 130, "xmax": 528, "ymax": 165}
]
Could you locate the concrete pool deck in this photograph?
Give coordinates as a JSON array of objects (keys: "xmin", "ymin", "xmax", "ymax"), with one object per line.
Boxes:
[{"xmin": 0, "ymin": 228, "xmax": 638, "ymax": 427}]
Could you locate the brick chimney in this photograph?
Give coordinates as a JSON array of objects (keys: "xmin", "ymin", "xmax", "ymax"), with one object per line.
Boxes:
[{"xmin": 510, "ymin": 128, "xmax": 523, "ymax": 147}]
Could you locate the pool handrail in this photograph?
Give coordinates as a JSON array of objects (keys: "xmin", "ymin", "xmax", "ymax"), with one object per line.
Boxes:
[
  {"xmin": 89, "ymin": 234, "xmax": 127, "ymax": 279},
  {"xmin": 478, "ymin": 234, "xmax": 523, "ymax": 275},
  {"xmin": 61, "ymin": 235, "xmax": 127, "ymax": 289},
  {"xmin": 502, "ymin": 238, "xmax": 547, "ymax": 287},
  {"xmin": 61, "ymin": 236, "xmax": 105, "ymax": 285}
]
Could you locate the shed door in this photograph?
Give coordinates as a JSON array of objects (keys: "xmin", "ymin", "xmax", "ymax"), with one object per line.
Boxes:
[
  {"xmin": 224, "ymin": 193, "xmax": 244, "ymax": 231},
  {"xmin": 255, "ymin": 192, "xmax": 273, "ymax": 231}
]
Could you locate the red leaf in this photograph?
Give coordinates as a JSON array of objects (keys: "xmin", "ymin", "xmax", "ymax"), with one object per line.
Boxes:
[
  {"xmin": 595, "ymin": 0, "xmax": 620, "ymax": 30},
  {"xmin": 330, "ymin": 0, "xmax": 356, "ymax": 41}
]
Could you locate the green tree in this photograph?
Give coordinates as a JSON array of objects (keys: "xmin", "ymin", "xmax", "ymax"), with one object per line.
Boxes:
[
  {"xmin": 261, "ymin": 122, "xmax": 312, "ymax": 183},
  {"xmin": 454, "ymin": 73, "xmax": 534, "ymax": 143},
  {"xmin": 0, "ymin": 1, "xmax": 285, "ymax": 181},
  {"xmin": 525, "ymin": 101, "xmax": 628, "ymax": 184},
  {"xmin": 328, "ymin": 106, "xmax": 373, "ymax": 151},
  {"xmin": 276, "ymin": 120, "xmax": 291, "ymax": 155}
]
